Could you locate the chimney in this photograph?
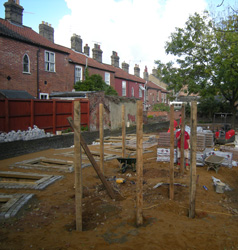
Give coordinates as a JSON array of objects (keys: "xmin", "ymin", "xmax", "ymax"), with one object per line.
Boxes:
[
  {"xmin": 122, "ymin": 61, "xmax": 129, "ymax": 73},
  {"xmin": 39, "ymin": 21, "xmax": 54, "ymax": 43},
  {"xmin": 134, "ymin": 64, "xmax": 140, "ymax": 77},
  {"xmin": 152, "ymin": 68, "xmax": 157, "ymax": 76},
  {"xmin": 92, "ymin": 44, "xmax": 103, "ymax": 63},
  {"xmin": 71, "ymin": 34, "xmax": 82, "ymax": 52},
  {"xmin": 143, "ymin": 66, "xmax": 149, "ymax": 81},
  {"xmin": 111, "ymin": 51, "xmax": 120, "ymax": 68},
  {"xmin": 84, "ymin": 44, "xmax": 90, "ymax": 56},
  {"xmin": 4, "ymin": 0, "xmax": 24, "ymax": 25}
]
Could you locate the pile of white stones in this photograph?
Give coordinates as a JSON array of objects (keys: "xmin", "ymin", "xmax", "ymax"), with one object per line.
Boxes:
[{"xmin": 0, "ymin": 125, "xmax": 52, "ymax": 143}]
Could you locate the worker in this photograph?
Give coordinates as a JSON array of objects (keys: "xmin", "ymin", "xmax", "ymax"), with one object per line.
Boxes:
[
  {"xmin": 176, "ymin": 126, "xmax": 190, "ymax": 170},
  {"xmin": 167, "ymin": 119, "xmax": 178, "ymax": 133}
]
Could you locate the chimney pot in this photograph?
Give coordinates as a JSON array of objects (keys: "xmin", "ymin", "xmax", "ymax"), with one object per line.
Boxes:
[
  {"xmin": 4, "ymin": 0, "xmax": 24, "ymax": 25},
  {"xmin": 92, "ymin": 44, "xmax": 103, "ymax": 63},
  {"xmin": 84, "ymin": 44, "xmax": 90, "ymax": 56},
  {"xmin": 111, "ymin": 51, "xmax": 120, "ymax": 68},
  {"xmin": 143, "ymin": 66, "xmax": 148, "ymax": 81},
  {"xmin": 39, "ymin": 21, "xmax": 54, "ymax": 43},
  {"xmin": 71, "ymin": 34, "xmax": 82, "ymax": 53},
  {"xmin": 122, "ymin": 61, "xmax": 129, "ymax": 73},
  {"xmin": 134, "ymin": 64, "xmax": 140, "ymax": 77}
]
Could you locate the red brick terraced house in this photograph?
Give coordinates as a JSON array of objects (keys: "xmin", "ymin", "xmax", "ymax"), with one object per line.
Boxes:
[{"xmin": 0, "ymin": 0, "xmax": 147, "ymax": 101}]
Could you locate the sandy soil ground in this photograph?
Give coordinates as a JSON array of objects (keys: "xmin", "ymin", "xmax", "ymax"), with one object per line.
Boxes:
[{"xmin": 0, "ymin": 134, "xmax": 238, "ymax": 250}]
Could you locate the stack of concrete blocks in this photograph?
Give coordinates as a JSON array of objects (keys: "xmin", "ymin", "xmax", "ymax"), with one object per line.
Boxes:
[
  {"xmin": 197, "ymin": 133, "xmax": 206, "ymax": 151},
  {"xmin": 157, "ymin": 148, "xmax": 177, "ymax": 163},
  {"xmin": 220, "ymin": 146, "xmax": 238, "ymax": 162},
  {"xmin": 203, "ymin": 130, "xmax": 214, "ymax": 148},
  {"xmin": 158, "ymin": 132, "xmax": 176, "ymax": 148}
]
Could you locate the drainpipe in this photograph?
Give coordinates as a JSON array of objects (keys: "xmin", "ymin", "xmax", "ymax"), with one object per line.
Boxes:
[
  {"xmin": 37, "ymin": 48, "xmax": 40, "ymax": 98},
  {"xmin": 144, "ymin": 81, "xmax": 147, "ymax": 111}
]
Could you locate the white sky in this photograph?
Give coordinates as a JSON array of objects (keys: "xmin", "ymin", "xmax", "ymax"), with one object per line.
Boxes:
[
  {"xmin": 54, "ymin": 0, "xmax": 208, "ymax": 75},
  {"xmin": 1, "ymin": 0, "xmax": 235, "ymax": 76}
]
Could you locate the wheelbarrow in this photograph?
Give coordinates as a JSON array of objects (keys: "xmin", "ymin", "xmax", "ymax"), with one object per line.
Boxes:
[
  {"xmin": 205, "ymin": 154, "xmax": 224, "ymax": 174},
  {"xmin": 117, "ymin": 157, "xmax": 136, "ymax": 173}
]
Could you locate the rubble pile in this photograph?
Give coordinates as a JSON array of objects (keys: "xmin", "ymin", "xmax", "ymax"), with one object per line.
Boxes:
[{"xmin": 0, "ymin": 125, "xmax": 52, "ymax": 143}]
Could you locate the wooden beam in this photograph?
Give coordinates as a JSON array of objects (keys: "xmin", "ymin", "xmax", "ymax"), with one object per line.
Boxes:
[
  {"xmin": 122, "ymin": 104, "xmax": 126, "ymax": 158},
  {"xmin": 189, "ymin": 101, "xmax": 197, "ymax": 218},
  {"xmin": 180, "ymin": 104, "xmax": 185, "ymax": 174},
  {"xmin": 169, "ymin": 104, "xmax": 174, "ymax": 200},
  {"xmin": 67, "ymin": 117, "xmax": 116, "ymax": 200},
  {"xmin": 99, "ymin": 103, "xmax": 104, "ymax": 174},
  {"xmin": 136, "ymin": 100, "xmax": 143, "ymax": 226},
  {"xmin": 73, "ymin": 101, "xmax": 82, "ymax": 231}
]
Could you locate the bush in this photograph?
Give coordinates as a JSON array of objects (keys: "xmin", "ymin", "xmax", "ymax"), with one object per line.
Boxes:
[{"xmin": 152, "ymin": 103, "xmax": 170, "ymax": 112}]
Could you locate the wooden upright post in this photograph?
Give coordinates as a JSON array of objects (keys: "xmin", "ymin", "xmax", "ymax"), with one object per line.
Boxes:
[
  {"xmin": 180, "ymin": 104, "xmax": 185, "ymax": 173},
  {"xmin": 122, "ymin": 105, "xmax": 126, "ymax": 158},
  {"xmin": 169, "ymin": 104, "xmax": 174, "ymax": 200},
  {"xmin": 136, "ymin": 100, "xmax": 143, "ymax": 226},
  {"xmin": 189, "ymin": 101, "xmax": 197, "ymax": 218},
  {"xmin": 99, "ymin": 103, "xmax": 104, "ymax": 174},
  {"xmin": 74, "ymin": 101, "xmax": 82, "ymax": 231}
]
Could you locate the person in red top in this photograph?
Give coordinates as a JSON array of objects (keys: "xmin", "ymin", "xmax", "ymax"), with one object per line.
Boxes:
[
  {"xmin": 167, "ymin": 120, "xmax": 178, "ymax": 133},
  {"xmin": 174, "ymin": 119, "xmax": 178, "ymax": 128},
  {"xmin": 176, "ymin": 126, "xmax": 190, "ymax": 170}
]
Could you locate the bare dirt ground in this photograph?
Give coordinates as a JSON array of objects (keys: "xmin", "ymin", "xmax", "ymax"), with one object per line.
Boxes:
[{"xmin": 0, "ymin": 134, "xmax": 238, "ymax": 250}]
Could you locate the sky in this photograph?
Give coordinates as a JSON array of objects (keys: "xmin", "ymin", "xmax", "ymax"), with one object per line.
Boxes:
[{"xmin": 0, "ymin": 0, "xmax": 237, "ymax": 75}]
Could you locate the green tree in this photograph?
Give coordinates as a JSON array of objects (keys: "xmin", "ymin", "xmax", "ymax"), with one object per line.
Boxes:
[
  {"xmin": 74, "ymin": 69, "xmax": 118, "ymax": 96},
  {"xmin": 152, "ymin": 103, "xmax": 170, "ymax": 112},
  {"xmin": 155, "ymin": 11, "xmax": 238, "ymax": 127}
]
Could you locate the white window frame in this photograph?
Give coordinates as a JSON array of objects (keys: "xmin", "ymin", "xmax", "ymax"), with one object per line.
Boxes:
[
  {"xmin": 39, "ymin": 93, "xmax": 49, "ymax": 99},
  {"xmin": 75, "ymin": 65, "xmax": 83, "ymax": 83},
  {"xmin": 23, "ymin": 54, "xmax": 30, "ymax": 73},
  {"xmin": 122, "ymin": 81, "xmax": 126, "ymax": 96},
  {"xmin": 105, "ymin": 72, "xmax": 110, "ymax": 85},
  {"xmin": 131, "ymin": 87, "xmax": 134, "ymax": 97},
  {"xmin": 139, "ymin": 85, "xmax": 142, "ymax": 98},
  {"xmin": 45, "ymin": 51, "xmax": 55, "ymax": 72}
]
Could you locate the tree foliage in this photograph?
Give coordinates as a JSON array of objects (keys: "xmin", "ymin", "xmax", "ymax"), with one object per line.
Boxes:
[
  {"xmin": 152, "ymin": 103, "xmax": 170, "ymax": 112},
  {"xmin": 74, "ymin": 69, "xmax": 118, "ymax": 96},
  {"xmin": 155, "ymin": 11, "xmax": 238, "ymax": 126}
]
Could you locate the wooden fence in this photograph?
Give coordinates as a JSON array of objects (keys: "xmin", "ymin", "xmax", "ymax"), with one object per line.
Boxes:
[{"xmin": 0, "ymin": 99, "xmax": 90, "ymax": 134}]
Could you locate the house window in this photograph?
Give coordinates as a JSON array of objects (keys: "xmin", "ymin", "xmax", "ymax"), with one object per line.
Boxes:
[
  {"xmin": 39, "ymin": 93, "xmax": 49, "ymax": 99},
  {"xmin": 122, "ymin": 81, "xmax": 126, "ymax": 96},
  {"xmin": 105, "ymin": 72, "xmax": 110, "ymax": 85},
  {"xmin": 139, "ymin": 85, "xmax": 143, "ymax": 98},
  {"xmin": 23, "ymin": 54, "xmax": 30, "ymax": 73},
  {"xmin": 157, "ymin": 92, "xmax": 160, "ymax": 102},
  {"xmin": 75, "ymin": 65, "xmax": 82, "ymax": 83},
  {"xmin": 131, "ymin": 87, "xmax": 134, "ymax": 97},
  {"xmin": 45, "ymin": 51, "xmax": 55, "ymax": 72}
]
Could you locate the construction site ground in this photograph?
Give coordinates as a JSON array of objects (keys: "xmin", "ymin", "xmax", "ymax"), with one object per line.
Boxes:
[{"xmin": 0, "ymin": 133, "xmax": 238, "ymax": 250}]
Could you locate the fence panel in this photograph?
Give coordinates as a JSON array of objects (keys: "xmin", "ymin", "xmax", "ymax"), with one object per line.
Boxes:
[{"xmin": 0, "ymin": 99, "xmax": 90, "ymax": 134}]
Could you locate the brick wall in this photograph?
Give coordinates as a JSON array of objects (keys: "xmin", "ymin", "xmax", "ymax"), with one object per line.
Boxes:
[{"xmin": 0, "ymin": 36, "xmax": 74, "ymax": 98}]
